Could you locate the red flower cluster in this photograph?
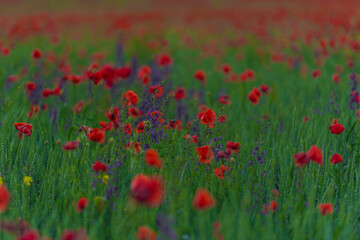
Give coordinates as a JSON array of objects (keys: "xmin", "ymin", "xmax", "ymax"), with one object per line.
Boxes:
[
  {"xmin": 80, "ymin": 126, "xmax": 106, "ymax": 144},
  {"xmin": 294, "ymin": 145, "xmax": 323, "ymax": 167},
  {"xmin": 42, "ymin": 86, "xmax": 61, "ymax": 98},
  {"xmin": 14, "ymin": 123, "xmax": 33, "ymax": 140},
  {"xmin": 214, "ymin": 165, "xmax": 229, "ymax": 179},
  {"xmin": 125, "ymin": 141, "xmax": 141, "ymax": 154}
]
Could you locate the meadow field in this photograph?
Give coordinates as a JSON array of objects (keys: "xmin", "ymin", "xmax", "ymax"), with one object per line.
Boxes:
[{"xmin": 0, "ymin": 0, "xmax": 360, "ymax": 239}]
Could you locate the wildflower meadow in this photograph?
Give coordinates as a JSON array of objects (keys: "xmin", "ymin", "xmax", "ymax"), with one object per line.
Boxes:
[{"xmin": 0, "ymin": 0, "xmax": 360, "ymax": 239}]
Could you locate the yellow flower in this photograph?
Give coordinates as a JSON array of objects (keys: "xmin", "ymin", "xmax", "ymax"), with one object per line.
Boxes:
[
  {"xmin": 24, "ymin": 176, "xmax": 33, "ymax": 186},
  {"xmin": 94, "ymin": 196, "xmax": 104, "ymax": 210},
  {"xmin": 102, "ymin": 174, "xmax": 109, "ymax": 184},
  {"xmin": 0, "ymin": 177, "xmax": 3, "ymax": 186}
]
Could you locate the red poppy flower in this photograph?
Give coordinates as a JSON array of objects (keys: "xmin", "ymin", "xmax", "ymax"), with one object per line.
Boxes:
[
  {"xmin": 226, "ymin": 141, "xmax": 240, "ymax": 154},
  {"xmin": 196, "ymin": 145, "xmax": 214, "ymax": 164},
  {"xmin": 248, "ymin": 87, "xmax": 261, "ymax": 105},
  {"xmin": 157, "ymin": 53, "xmax": 173, "ymax": 67},
  {"xmin": 68, "ymin": 75, "xmax": 82, "ymax": 85},
  {"xmin": 217, "ymin": 151, "xmax": 230, "ymax": 160},
  {"xmin": 0, "ymin": 186, "xmax": 10, "ymax": 212},
  {"xmin": 92, "ymin": 161, "xmax": 107, "ymax": 172},
  {"xmin": 18, "ymin": 230, "xmax": 39, "ymax": 240},
  {"xmin": 214, "ymin": 165, "xmax": 229, "ymax": 179},
  {"xmin": 66, "ymin": 74, "xmax": 82, "ymax": 85},
  {"xmin": 148, "ymin": 85, "xmax": 163, "ymax": 98},
  {"xmin": 194, "ymin": 70, "xmax": 206, "ymax": 85},
  {"xmin": 352, "ymin": 91, "xmax": 360, "ymax": 103},
  {"xmin": 88, "ymin": 71, "xmax": 103, "ymax": 85},
  {"xmin": 174, "ymin": 87, "xmax": 186, "ymax": 100},
  {"xmin": 222, "ymin": 64, "xmax": 231, "ymax": 74},
  {"xmin": 101, "ymin": 65, "xmax": 116, "ymax": 88},
  {"xmin": 116, "ymin": 66, "xmax": 132, "ymax": 79},
  {"xmin": 124, "ymin": 90, "xmax": 139, "ymax": 106},
  {"xmin": 330, "ymin": 119, "xmax": 345, "ymax": 134},
  {"xmin": 135, "ymin": 226, "xmax": 156, "ymax": 240},
  {"xmin": 137, "ymin": 65, "xmax": 151, "ymax": 78},
  {"xmin": 42, "ymin": 89, "xmax": 53, "ymax": 98},
  {"xmin": 14, "ymin": 123, "xmax": 33, "ymax": 140},
  {"xmin": 219, "ymin": 95, "xmax": 231, "ymax": 105},
  {"xmin": 130, "ymin": 174, "xmax": 165, "ymax": 207},
  {"xmin": 335, "ymin": 65, "xmax": 343, "ymax": 73},
  {"xmin": 212, "ymin": 221, "xmax": 224, "ymax": 240},
  {"xmin": 106, "ymin": 107, "xmax": 119, "ymax": 124},
  {"xmin": 311, "ymin": 69, "xmax": 321, "ymax": 78},
  {"xmin": 27, "ymin": 104, "xmax": 39, "ymax": 119},
  {"xmin": 87, "ymin": 128, "xmax": 106, "ymax": 144},
  {"xmin": 76, "ymin": 197, "xmax": 88, "ymax": 212},
  {"xmin": 294, "ymin": 152, "xmax": 309, "ymax": 167},
  {"xmin": 318, "ymin": 203, "xmax": 333, "ymax": 215},
  {"xmin": 7, "ymin": 75, "xmax": 19, "ymax": 83},
  {"xmin": 125, "ymin": 141, "xmax": 141, "ymax": 154},
  {"xmin": 271, "ymin": 53, "xmax": 284, "ymax": 63},
  {"xmin": 62, "ymin": 141, "xmax": 80, "ymax": 151},
  {"xmin": 273, "ymin": 189, "xmax": 279, "ymax": 198},
  {"xmin": 167, "ymin": 119, "xmax": 182, "ymax": 131},
  {"xmin": 332, "ymin": 74, "xmax": 340, "ymax": 83},
  {"xmin": 303, "ymin": 116, "xmax": 310, "ymax": 123},
  {"xmin": 2, "ymin": 47, "xmax": 10, "ymax": 56},
  {"xmin": 184, "ymin": 134, "xmax": 198, "ymax": 144},
  {"xmin": 135, "ymin": 121, "xmax": 146, "ymax": 134},
  {"xmin": 72, "ymin": 101, "xmax": 85, "ymax": 114},
  {"xmin": 61, "ymin": 229, "xmax": 89, "ymax": 240},
  {"xmin": 124, "ymin": 123, "xmax": 132, "ymax": 135},
  {"xmin": 198, "ymin": 109, "xmax": 216, "ymax": 128},
  {"xmin": 260, "ymin": 83, "xmax": 270, "ymax": 95},
  {"xmin": 42, "ymin": 86, "xmax": 61, "ymax": 98},
  {"xmin": 138, "ymin": 65, "xmax": 151, "ymax": 85},
  {"xmin": 145, "ymin": 149, "xmax": 163, "ymax": 169},
  {"xmin": 244, "ymin": 69, "xmax": 255, "ymax": 79},
  {"xmin": 307, "ymin": 145, "xmax": 323, "ymax": 165},
  {"xmin": 41, "ymin": 104, "xmax": 48, "ymax": 111},
  {"xmin": 218, "ymin": 115, "xmax": 227, "ymax": 123},
  {"xmin": 99, "ymin": 121, "xmax": 113, "ymax": 131},
  {"xmin": 25, "ymin": 82, "xmax": 36, "ymax": 95},
  {"xmin": 331, "ymin": 153, "xmax": 343, "ymax": 164},
  {"xmin": 61, "ymin": 230, "xmax": 77, "ymax": 240},
  {"xmin": 229, "ymin": 73, "xmax": 237, "ymax": 82},
  {"xmin": 263, "ymin": 204, "xmax": 269, "ymax": 214},
  {"xmin": 128, "ymin": 108, "xmax": 142, "ymax": 118},
  {"xmin": 191, "ymin": 135, "xmax": 198, "ymax": 143},
  {"xmin": 32, "ymin": 49, "xmax": 42, "ymax": 59},
  {"xmin": 269, "ymin": 200, "xmax": 277, "ymax": 212},
  {"xmin": 192, "ymin": 189, "xmax": 216, "ymax": 211}
]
